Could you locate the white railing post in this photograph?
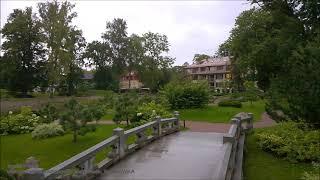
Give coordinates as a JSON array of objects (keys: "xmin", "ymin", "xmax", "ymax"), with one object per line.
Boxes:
[
  {"xmin": 81, "ymin": 156, "xmax": 95, "ymax": 172},
  {"xmin": 174, "ymin": 111, "xmax": 180, "ymax": 130},
  {"xmin": 23, "ymin": 168, "xmax": 45, "ymax": 180},
  {"xmin": 156, "ymin": 116, "xmax": 162, "ymax": 136},
  {"xmin": 247, "ymin": 113, "xmax": 254, "ymax": 130},
  {"xmin": 113, "ymin": 128, "xmax": 125, "ymax": 159},
  {"xmin": 23, "ymin": 157, "xmax": 44, "ymax": 180}
]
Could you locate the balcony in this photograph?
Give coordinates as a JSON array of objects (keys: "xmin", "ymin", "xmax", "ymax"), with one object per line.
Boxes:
[{"xmin": 189, "ymin": 69, "xmax": 229, "ymax": 75}]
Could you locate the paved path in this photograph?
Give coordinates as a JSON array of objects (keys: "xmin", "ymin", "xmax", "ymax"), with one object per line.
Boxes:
[
  {"xmin": 99, "ymin": 131, "xmax": 227, "ymax": 180},
  {"xmin": 184, "ymin": 112, "xmax": 276, "ymax": 133},
  {"xmin": 253, "ymin": 112, "xmax": 276, "ymax": 128},
  {"xmin": 99, "ymin": 112, "xmax": 276, "ymax": 133}
]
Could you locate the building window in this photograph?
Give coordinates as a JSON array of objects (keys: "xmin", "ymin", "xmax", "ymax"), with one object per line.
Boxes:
[
  {"xmin": 200, "ymin": 67, "xmax": 206, "ymax": 72},
  {"xmin": 192, "ymin": 68, "xmax": 198, "ymax": 73},
  {"xmin": 192, "ymin": 75, "xmax": 198, "ymax": 80},
  {"xmin": 216, "ymin": 82, "xmax": 223, "ymax": 87},
  {"xmin": 216, "ymin": 74, "xmax": 223, "ymax": 79},
  {"xmin": 216, "ymin": 66, "xmax": 224, "ymax": 70}
]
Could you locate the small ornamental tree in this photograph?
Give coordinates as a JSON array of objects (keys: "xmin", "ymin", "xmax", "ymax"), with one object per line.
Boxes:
[
  {"xmin": 60, "ymin": 99, "xmax": 102, "ymax": 142},
  {"xmin": 243, "ymin": 81, "xmax": 261, "ymax": 104},
  {"xmin": 113, "ymin": 93, "xmax": 137, "ymax": 126}
]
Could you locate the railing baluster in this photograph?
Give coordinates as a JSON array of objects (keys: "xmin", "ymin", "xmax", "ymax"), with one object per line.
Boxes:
[
  {"xmin": 156, "ymin": 116, "xmax": 162, "ymax": 137},
  {"xmin": 13, "ymin": 113, "xmax": 180, "ymax": 179},
  {"xmin": 113, "ymin": 128, "xmax": 125, "ymax": 159}
]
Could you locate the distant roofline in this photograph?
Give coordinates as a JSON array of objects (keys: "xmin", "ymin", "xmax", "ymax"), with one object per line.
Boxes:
[{"xmin": 184, "ymin": 56, "xmax": 231, "ymax": 68}]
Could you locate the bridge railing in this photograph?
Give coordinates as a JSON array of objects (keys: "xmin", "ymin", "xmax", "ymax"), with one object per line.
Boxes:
[
  {"xmin": 219, "ymin": 112, "xmax": 253, "ymax": 180},
  {"xmin": 16, "ymin": 111, "xmax": 180, "ymax": 180}
]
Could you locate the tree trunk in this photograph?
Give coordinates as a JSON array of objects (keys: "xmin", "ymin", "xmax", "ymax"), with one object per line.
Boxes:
[
  {"xmin": 49, "ymin": 84, "xmax": 54, "ymax": 98},
  {"xmin": 126, "ymin": 118, "xmax": 129, "ymax": 126}
]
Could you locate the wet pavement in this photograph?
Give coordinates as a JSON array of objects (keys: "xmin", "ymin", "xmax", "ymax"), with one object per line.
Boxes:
[{"xmin": 99, "ymin": 131, "xmax": 227, "ymax": 180}]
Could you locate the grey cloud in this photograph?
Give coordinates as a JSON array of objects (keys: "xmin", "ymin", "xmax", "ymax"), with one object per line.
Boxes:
[{"xmin": 1, "ymin": 1, "xmax": 251, "ymax": 65}]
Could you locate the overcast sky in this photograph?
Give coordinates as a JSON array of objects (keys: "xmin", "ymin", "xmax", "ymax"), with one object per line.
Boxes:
[{"xmin": 1, "ymin": 1, "xmax": 251, "ymax": 65}]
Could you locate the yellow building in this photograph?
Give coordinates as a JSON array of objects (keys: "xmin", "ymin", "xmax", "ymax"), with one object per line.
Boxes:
[{"xmin": 184, "ymin": 56, "xmax": 232, "ymax": 90}]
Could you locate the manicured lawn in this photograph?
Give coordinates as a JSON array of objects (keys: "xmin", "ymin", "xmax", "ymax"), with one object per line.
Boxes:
[
  {"xmin": 0, "ymin": 125, "xmax": 123, "ymax": 170},
  {"xmin": 101, "ymin": 109, "xmax": 115, "ymax": 120},
  {"xmin": 87, "ymin": 89, "xmax": 109, "ymax": 97},
  {"xmin": 244, "ymin": 128, "xmax": 313, "ymax": 180},
  {"xmin": 179, "ymin": 100, "xmax": 265, "ymax": 123}
]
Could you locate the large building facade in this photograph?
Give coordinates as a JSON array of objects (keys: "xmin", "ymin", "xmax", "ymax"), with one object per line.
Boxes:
[{"xmin": 184, "ymin": 56, "xmax": 232, "ymax": 90}]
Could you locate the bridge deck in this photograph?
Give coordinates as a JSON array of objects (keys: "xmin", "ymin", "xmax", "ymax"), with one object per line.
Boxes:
[{"xmin": 99, "ymin": 131, "xmax": 227, "ymax": 180}]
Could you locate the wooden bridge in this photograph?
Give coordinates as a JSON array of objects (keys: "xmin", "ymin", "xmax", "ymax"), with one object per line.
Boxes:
[{"xmin": 18, "ymin": 112, "xmax": 253, "ymax": 180}]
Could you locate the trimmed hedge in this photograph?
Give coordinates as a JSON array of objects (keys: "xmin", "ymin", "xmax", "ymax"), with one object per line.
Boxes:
[{"xmin": 218, "ymin": 99, "xmax": 242, "ymax": 108}]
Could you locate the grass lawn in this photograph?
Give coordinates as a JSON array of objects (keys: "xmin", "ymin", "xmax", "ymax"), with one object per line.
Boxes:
[
  {"xmin": 0, "ymin": 125, "xmax": 123, "ymax": 170},
  {"xmin": 101, "ymin": 109, "xmax": 115, "ymax": 120},
  {"xmin": 179, "ymin": 100, "xmax": 265, "ymax": 123},
  {"xmin": 86, "ymin": 89, "xmax": 110, "ymax": 97},
  {"xmin": 244, "ymin": 128, "xmax": 313, "ymax": 180}
]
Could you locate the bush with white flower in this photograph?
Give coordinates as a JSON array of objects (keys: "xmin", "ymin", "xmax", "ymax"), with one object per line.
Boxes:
[
  {"xmin": 128, "ymin": 101, "xmax": 172, "ymax": 128},
  {"xmin": 32, "ymin": 122, "xmax": 65, "ymax": 139},
  {"xmin": 0, "ymin": 106, "xmax": 40, "ymax": 135}
]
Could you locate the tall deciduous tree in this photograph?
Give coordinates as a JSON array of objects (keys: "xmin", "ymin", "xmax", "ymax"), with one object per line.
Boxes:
[
  {"xmin": 192, "ymin": 54, "xmax": 211, "ymax": 63},
  {"xmin": 61, "ymin": 28, "xmax": 86, "ymax": 96},
  {"xmin": 126, "ymin": 34, "xmax": 145, "ymax": 89},
  {"xmin": 220, "ymin": 1, "xmax": 320, "ymax": 126},
  {"xmin": 38, "ymin": 0, "xmax": 80, "ymax": 96},
  {"xmin": 102, "ymin": 18, "xmax": 128, "ymax": 76},
  {"xmin": 83, "ymin": 41, "xmax": 117, "ymax": 90},
  {"xmin": 138, "ymin": 32, "xmax": 174, "ymax": 91},
  {"xmin": 1, "ymin": 7, "xmax": 45, "ymax": 96}
]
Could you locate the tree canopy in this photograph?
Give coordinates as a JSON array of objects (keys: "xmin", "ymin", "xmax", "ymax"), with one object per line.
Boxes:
[
  {"xmin": 219, "ymin": 0, "xmax": 320, "ymax": 126},
  {"xmin": 192, "ymin": 54, "xmax": 211, "ymax": 63},
  {"xmin": 1, "ymin": 7, "xmax": 45, "ymax": 96}
]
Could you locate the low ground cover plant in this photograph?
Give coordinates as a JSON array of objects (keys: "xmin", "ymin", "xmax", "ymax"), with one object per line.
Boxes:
[{"xmin": 256, "ymin": 122, "xmax": 320, "ymax": 163}]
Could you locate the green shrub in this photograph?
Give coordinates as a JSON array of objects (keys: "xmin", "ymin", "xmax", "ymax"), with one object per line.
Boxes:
[
  {"xmin": 31, "ymin": 122, "xmax": 65, "ymax": 139},
  {"xmin": 302, "ymin": 162, "xmax": 320, "ymax": 180},
  {"xmin": 99, "ymin": 90, "xmax": 118, "ymax": 109},
  {"xmin": 0, "ymin": 169, "xmax": 14, "ymax": 180},
  {"xmin": 76, "ymin": 81, "xmax": 91, "ymax": 96},
  {"xmin": 256, "ymin": 122, "xmax": 320, "ymax": 162},
  {"xmin": 218, "ymin": 99, "xmax": 242, "ymax": 108},
  {"xmin": 0, "ymin": 107, "xmax": 40, "ymax": 135},
  {"xmin": 132, "ymin": 101, "xmax": 171, "ymax": 123},
  {"xmin": 37, "ymin": 103, "xmax": 58, "ymax": 123},
  {"xmin": 162, "ymin": 80, "xmax": 210, "ymax": 109}
]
